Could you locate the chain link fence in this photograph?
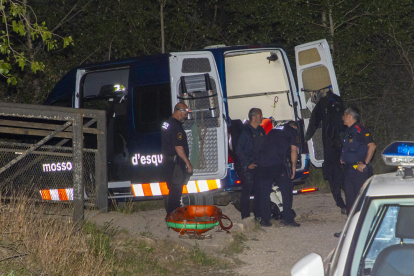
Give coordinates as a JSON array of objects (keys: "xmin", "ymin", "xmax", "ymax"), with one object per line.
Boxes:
[{"xmin": 0, "ymin": 102, "xmax": 107, "ymax": 222}]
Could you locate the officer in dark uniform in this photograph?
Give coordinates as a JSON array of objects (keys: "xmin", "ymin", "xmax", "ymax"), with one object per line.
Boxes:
[
  {"xmin": 341, "ymin": 107, "xmax": 376, "ymax": 215},
  {"xmin": 257, "ymin": 121, "xmax": 300, "ymax": 227},
  {"xmin": 306, "ymin": 91, "xmax": 347, "ymax": 214},
  {"xmin": 235, "ymin": 108, "xmax": 266, "ymax": 220},
  {"xmin": 161, "ymin": 102, "xmax": 193, "ymax": 214}
]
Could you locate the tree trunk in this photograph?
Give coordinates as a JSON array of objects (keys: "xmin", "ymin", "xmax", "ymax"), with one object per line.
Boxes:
[
  {"xmin": 160, "ymin": 0, "xmax": 166, "ymax": 53},
  {"xmin": 327, "ymin": 0, "xmax": 334, "ymax": 55},
  {"xmin": 23, "ymin": 0, "xmax": 33, "ymax": 61}
]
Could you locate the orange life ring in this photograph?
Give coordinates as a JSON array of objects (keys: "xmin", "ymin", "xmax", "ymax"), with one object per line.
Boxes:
[{"xmin": 165, "ymin": 205, "xmax": 232, "ymax": 235}]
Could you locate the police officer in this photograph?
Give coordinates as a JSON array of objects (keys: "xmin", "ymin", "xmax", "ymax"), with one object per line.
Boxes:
[
  {"xmin": 341, "ymin": 107, "xmax": 376, "ymax": 215},
  {"xmin": 235, "ymin": 108, "xmax": 266, "ymax": 220},
  {"xmin": 306, "ymin": 91, "xmax": 347, "ymax": 214},
  {"xmin": 257, "ymin": 121, "xmax": 300, "ymax": 227},
  {"xmin": 161, "ymin": 103, "xmax": 193, "ymax": 214}
]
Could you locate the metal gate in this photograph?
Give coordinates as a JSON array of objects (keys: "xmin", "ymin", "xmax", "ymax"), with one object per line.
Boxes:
[{"xmin": 0, "ymin": 102, "xmax": 107, "ymax": 223}]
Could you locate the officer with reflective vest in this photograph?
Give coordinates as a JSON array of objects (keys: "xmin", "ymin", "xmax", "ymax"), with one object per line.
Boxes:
[{"xmin": 341, "ymin": 107, "xmax": 376, "ymax": 215}]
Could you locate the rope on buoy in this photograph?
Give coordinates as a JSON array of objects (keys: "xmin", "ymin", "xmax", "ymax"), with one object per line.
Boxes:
[{"xmin": 216, "ymin": 209, "xmax": 233, "ymax": 234}]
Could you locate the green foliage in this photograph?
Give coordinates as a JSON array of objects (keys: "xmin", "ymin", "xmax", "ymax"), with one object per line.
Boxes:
[
  {"xmin": 222, "ymin": 232, "xmax": 249, "ymax": 256},
  {"xmin": 190, "ymin": 242, "xmax": 219, "ymax": 266},
  {"xmin": 0, "ymin": 0, "xmax": 73, "ymax": 86},
  {"xmin": 82, "ymin": 221, "xmax": 118, "ymax": 259},
  {"xmin": 0, "ymin": 0, "xmax": 411, "ymax": 166}
]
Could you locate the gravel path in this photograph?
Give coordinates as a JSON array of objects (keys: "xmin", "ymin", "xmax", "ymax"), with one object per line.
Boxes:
[
  {"xmin": 86, "ymin": 191, "xmax": 347, "ymax": 276},
  {"xmin": 233, "ymin": 192, "xmax": 347, "ymax": 276}
]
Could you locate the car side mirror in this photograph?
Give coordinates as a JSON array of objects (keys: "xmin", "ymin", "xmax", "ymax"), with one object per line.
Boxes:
[{"xmin": 291, "ymin": 253, "xmax": 324, "ymax": 276}]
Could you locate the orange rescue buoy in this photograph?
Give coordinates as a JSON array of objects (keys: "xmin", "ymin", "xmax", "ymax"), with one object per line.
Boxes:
[{"xmin": 165, "ymin": 205, "xmax": 232, "ymax": 235}]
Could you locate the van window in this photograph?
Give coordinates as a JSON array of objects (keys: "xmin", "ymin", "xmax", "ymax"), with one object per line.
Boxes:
[
  {"xmin": 82, "ymin": 69, "xmax": 129, "ymax": 99},
  {"xmin": 132, "ymin": 83, "xmax": 171, "ymax": 133}
]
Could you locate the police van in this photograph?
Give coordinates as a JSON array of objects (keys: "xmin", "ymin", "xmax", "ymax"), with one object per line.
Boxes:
[{"xmin": 44, "ymin": 39, "xmax": 339, "ymax": 204}]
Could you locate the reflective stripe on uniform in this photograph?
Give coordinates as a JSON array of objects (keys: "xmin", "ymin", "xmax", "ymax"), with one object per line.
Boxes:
[{"xmin": 131, "ymin": 179, "xmax": 221, "ymax": 197}]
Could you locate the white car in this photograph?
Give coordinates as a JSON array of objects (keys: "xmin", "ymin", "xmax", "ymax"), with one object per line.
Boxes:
[{"xmin": 291, "ymin": 141, "xmax": 414, "ymax": 276}]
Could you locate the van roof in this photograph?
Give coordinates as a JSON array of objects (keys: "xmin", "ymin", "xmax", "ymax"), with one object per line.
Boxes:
[{"xmin": 44, "ymin": 45, "xmax": 285, "ymax": 105}]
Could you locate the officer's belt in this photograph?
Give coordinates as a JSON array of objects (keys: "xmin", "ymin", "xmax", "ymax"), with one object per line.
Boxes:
[
  {"xmin": 163, "ymin": 154, "xmax": 177, "ymax": 163},
  {"xmin": 345, "ymin": 162, "xmax": 366, "ymax": 170}
]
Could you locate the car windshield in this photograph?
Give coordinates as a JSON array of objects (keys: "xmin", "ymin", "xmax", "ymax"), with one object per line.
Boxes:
[{"xmin": 353, "ymin": 202, "xmax": 414, "ymax": 276}]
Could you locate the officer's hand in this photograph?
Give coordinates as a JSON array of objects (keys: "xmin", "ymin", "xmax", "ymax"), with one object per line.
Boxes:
[
  {"xmin": 357, "ymin": 163, "xmax": 366, "ymax": 172},
  {"xmin": 187, "ymin": 163, "xmax": 193, "ymax": 174},
  {"xmin": 340, "ymin": 158, "xmax": 345, "ymax": 164},
  {"xmin": 291, "ymin": 168, "xmax": 296, "ymax": 179},
  {"xmin": 248, "ymin": 163, "xmax": 257, "ymax": 169}
]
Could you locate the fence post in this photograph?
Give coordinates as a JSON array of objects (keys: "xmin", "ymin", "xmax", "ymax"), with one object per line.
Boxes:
[
  {"xmin": 95, "ymin": 111, "xmax": 108, "ymax": 213},
  {"xmin": 72, "ymin": 114, "xmax": 84, "ymax": 223}
]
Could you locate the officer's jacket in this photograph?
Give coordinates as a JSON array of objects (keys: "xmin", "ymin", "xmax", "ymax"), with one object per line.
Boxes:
[
  {"xmin": 306, "ymin": 92, "xmax": 344, "ymax": 148},
  {"xmin": 235, "ymin": 124, "xmax": 266, "ymax": 168},
  {"xmin": 341, "ymin": 122, "xmax": 373, "ymax": 165}
]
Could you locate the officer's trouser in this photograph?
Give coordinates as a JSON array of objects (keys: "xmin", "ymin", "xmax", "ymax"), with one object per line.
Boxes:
[
  {"xmin": 164, "ymin": 160, "xmax": 184, "ymax": 214},
  {"xmin": 344, "ymin": 166, "xmax": 371, "ymax": 215},
  {"xmin": 259, "ymin": 165, "xmax": 294, "ymax": 223},
  {"xmin": 166, "ymin": 181, "xmax": 184, "ymax": 214},
  {"xmin": 240, "ymin": 167, "xmax": 261, "ymax": 219},
  {"xmin": 323, "ymin": 148, "xmax": 346, "ymax": 209}
]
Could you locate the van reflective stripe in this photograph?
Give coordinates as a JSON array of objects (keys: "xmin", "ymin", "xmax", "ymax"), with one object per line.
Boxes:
[
  {"xmin": 39, "ymin": 189, "xmax": 85, "ymax": 201},
  {"xmin": 207, "ymin": 179, "xmax": 219, "ymax": 190},
  {"xmin": 41, "ymin": 189, "xmax": 51, "ymax": 200},
  {"xmin": 131, "ymin": 179, "xmax": 221, "ymax": 197},
  {"xmin": 40, "ymin": 188, "xmax": 74, "ymax": 201},
  {"xmin": 160, "ymin": 182, "xmax": 169, "ymax": 195},
  {"xmin": 186, "ymin": 181, "xmax": 199, "ymax": 193},
  {"xmin": 132, "ymin": 184, "xmax": 145, "ymax": 197},
  {"xmin": 197, "ymin": 180, "xmax": 209, "ymax": 192},
  {"xmin": 142, "ymin": 184, "xmax": 153, "ymax": 196},
  {"xmin": 150, "ymin": 183, "xmax": 162, "ymax": 196}
]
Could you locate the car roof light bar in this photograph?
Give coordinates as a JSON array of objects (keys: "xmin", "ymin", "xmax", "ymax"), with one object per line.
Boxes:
[
  {"xmin": 382, "ymin": 141, "xmax": 414, "ymax": 167},
  {"xmin": 382, "ymin": 141, "xmax": 414, "ymax": 178}
]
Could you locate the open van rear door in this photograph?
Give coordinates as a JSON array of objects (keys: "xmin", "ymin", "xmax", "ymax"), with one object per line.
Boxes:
[
  {"xmin": 295, "ymin": 39, "xmax": 340, "ymax": 167},
  {"xmin": 169, "ymin": 52, "xmax": 228, "ymax": 180}
]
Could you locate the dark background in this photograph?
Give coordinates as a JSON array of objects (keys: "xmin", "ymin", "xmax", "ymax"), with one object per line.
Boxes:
[{"xmin": 1, "ymin": 0, "xmax": 413, "ymax": 173}]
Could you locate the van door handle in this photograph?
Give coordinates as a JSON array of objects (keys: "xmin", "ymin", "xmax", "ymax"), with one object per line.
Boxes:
[{"xmin": 287, "ymin": 93, "xmax": 292, "ymax": 107}]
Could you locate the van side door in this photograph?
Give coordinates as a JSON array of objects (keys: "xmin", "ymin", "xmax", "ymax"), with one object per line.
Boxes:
[
  {"xmin": 169, "ymin": 52, "xmax": 228, "ymax": 180},
  {"xmin": 295, "ymin": 39, "xmax": 340, "ymax": 167}
]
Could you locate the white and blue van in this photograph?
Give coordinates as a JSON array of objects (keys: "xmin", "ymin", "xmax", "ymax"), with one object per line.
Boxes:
[{"xmin": 44, "ymin": 39, "xmax": 339, "ymax": 204}]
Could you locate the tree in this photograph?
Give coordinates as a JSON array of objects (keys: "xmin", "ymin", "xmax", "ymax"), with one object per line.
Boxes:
[{"xmin": 0, "ymin": 0, "xmax": 73, "ymax": 85}]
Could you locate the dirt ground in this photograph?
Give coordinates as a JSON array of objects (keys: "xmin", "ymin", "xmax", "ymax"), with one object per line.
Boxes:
[{"xmin": 85, "ymin": 191, "xmax": 347, "ymax": 276}]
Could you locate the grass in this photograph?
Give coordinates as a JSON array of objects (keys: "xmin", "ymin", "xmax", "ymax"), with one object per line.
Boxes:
[
  {"xmin": 222, "ymin": 232, "xmax": 249, "ymax": 256},
  {"xmin": 0, "ymin": 191, "xmax": 234, "ymax": 275},
  {"xmin": 110, "ymin": 199, "xmax": 165, "ymax": 214}
]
